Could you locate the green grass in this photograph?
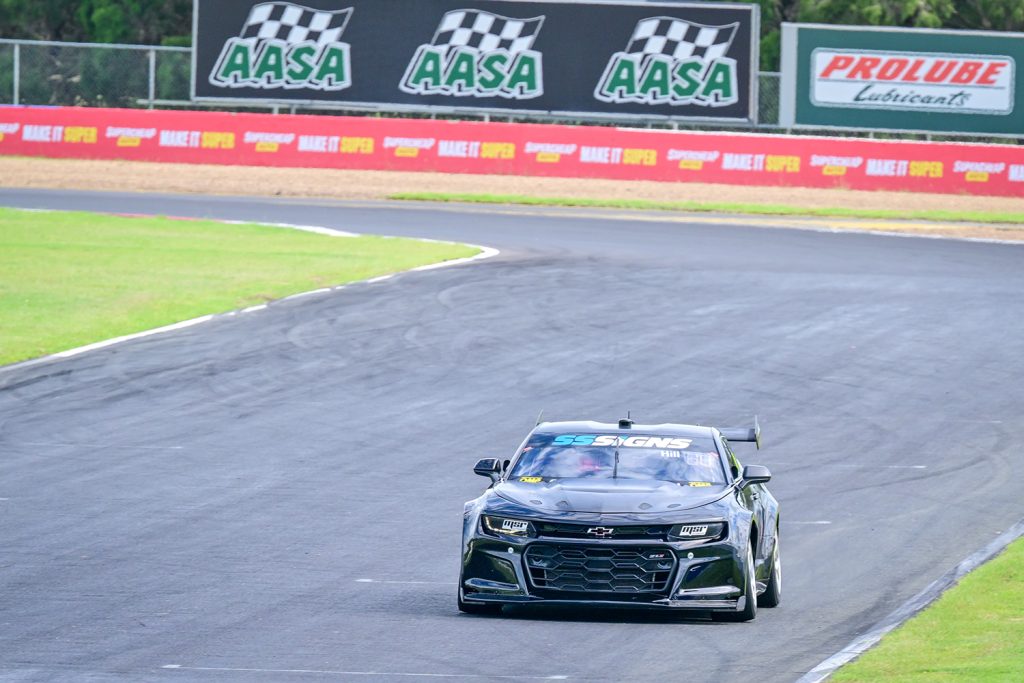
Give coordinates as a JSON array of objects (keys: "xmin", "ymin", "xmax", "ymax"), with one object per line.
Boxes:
[
  {"xmin": 389, "ymin": 192, "xmax": 1024, "ymax": 226},
  {"xmin": 832, "ymin": 536, "xmax": 1024, "ymax": 682},
  {"xmin": 0, "ymin": 208, "xmax": 477, "ymax": 365}
]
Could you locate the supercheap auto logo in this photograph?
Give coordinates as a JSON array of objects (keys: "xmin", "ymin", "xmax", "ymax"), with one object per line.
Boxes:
[
  {"xmin": 210, "ymin": 2, "xmax": 353, "ymax": 91},
  {"xmin": 401, "ymin": 9, "xmax": 545, "ymax": 99},
  {"xmin": 595, "ymin": 16, "xmax": 740, "ymax": 107}
]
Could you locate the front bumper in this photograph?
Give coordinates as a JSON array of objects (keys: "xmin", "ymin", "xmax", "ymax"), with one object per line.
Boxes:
[{"xmin": 460, "ymin": 534, "xmax": 747, "ymax": 612}]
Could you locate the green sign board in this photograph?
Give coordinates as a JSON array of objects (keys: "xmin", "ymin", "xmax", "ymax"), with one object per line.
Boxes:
[{"xmin": 780, "ymin": 23, "xmax": 1024, "ymax": 136}]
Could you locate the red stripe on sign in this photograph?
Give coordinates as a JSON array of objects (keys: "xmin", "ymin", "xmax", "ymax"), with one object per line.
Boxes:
[{"xmin": 0, "ymin": 106, "xmax": 1021, "ymax": 197}]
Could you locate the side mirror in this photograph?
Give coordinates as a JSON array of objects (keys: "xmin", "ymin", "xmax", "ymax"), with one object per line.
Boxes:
[
  {"xmin": 741, "ymin": 464, "xmax": 771, "ymax": 488},
  {"xmin": 473, "ymin": 458, "xmax": 502, "ymax": 483}
]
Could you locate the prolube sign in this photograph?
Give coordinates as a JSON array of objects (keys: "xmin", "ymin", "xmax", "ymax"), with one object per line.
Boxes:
[
  {"xmin": 780, "ymin": 23, "xmax": 1024, "ymax": 136},
  {"xmin": 193, "ymin": 0, "xmax": 758, "ymax": 123},
  {"xmin": 811, "ymin": 49, "xmax": 1014, "ymax": 114}
]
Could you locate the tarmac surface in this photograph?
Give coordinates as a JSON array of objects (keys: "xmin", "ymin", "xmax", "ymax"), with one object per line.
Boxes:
[{"xmin": 1, "ymin": 189, "xmax": 1023, "ymax": 682}]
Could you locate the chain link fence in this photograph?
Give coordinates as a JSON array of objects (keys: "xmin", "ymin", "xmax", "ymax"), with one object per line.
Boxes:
[
  {"xmin": 0, "ymin": 42, "xmax": 13, "ymax": 105},
  {"xmin": 2, "ymin": 38, "xmax": 781, "ymax": 127},
  {"xmin": 758, "ymin": 72, "xmax": 780, "ymax": 127},
  {"xmin": 0, "ymin": 40, "xmax": 190, "ymax": 108}
]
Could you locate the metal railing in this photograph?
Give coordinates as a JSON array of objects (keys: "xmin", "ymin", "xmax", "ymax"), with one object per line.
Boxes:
[
  {"xmin": 0, "ymin": 38, "xmax": 781, "ymax": 126},
  {"xmin": 0, "ymin": 39, "xmax": 190, "ymax": 109}
]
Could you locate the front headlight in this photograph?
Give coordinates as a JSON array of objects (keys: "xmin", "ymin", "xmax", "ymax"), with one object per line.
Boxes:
[
  {"xmin": 481, "ymin": 515, "xmax": 537, "ymax": 538},
  {"xmin": 668, "ymin": 522, "xmax": 726, "ymax": 541}
]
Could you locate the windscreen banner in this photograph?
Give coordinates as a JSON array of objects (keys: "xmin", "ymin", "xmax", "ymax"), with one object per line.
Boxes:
[
  {"xmin": 779, "ymin": 23, "xmax": 1024, "ymax": 136},
  {"xmin": 2, "ymin": 106, "xmax": 1023, "ymax": 196},
  {"xmin": 192, "ymin": 0, "xmax": 759, "ymax": 123}
]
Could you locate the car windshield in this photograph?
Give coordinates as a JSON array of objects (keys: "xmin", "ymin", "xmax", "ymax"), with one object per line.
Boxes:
[{"xmin": 509, "ymin": 433, "xmax": 727, "ymax": 484}]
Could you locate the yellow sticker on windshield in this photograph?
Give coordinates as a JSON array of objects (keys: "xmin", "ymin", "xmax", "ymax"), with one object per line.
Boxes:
[
  {"xmin": 688, "ymin": 481, "xmax": 712, "ymax": 487},
  {"xmin": 519, "ymin": 476, "xmax": 543, "ymax": 484}
]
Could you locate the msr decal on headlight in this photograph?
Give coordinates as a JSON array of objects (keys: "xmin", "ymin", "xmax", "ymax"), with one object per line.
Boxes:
[{"xmin": 502, "ymin": 520, "xmax": 530, "ymax": 533}]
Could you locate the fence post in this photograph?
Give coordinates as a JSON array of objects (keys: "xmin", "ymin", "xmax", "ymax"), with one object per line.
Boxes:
[
  {"xmin": 147, "ymin": 49, "xmax": 156, "ymax": 108},
  {"xmin": 13, "ymin": 42, "xmax": 20, "ymax": 105}
]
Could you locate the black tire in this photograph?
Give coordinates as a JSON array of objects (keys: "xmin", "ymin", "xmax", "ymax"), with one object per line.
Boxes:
[
  {"xmin": 458, "ymin": 588, "xmax": 503, "ymax": 615},
  {"xmin": 758, "ymin": 530, "xmax": 781, "ymax": 608},
  {"xmin": 711, "ymin": 541, "xmax": 758, "ymax": 622}
]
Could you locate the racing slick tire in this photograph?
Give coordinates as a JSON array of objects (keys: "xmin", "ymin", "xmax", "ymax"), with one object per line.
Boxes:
[
  {"xmin": 758, "ymin": 530, "xmax": 781, "ymax": 608},
  {"xmin": 458, "ymin": 587, "xmax": 503, "ymax": 615},
  {"xmin": 711, "ymin": 541, "xmax": 757, "ymax": 622}
]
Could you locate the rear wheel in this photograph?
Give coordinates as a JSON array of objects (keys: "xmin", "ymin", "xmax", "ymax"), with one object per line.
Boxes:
[
  {"xmin": 758, "ymin": 530, "xmax": 781, "ymax": 608},
  {"xmin": 458, "ymin": 587, "xmax": 503, "ymax": 615},
  {"xmin": 711, "ymin": 541, "xmax": 758, "ymax": 622}
]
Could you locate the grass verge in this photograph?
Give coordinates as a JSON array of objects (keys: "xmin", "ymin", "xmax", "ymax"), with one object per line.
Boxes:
[
  {"xmin": 0, "ymin": 208, "xmax": 478, "ymax": 365},
  {"xmin": 389, "ymin": 192, "xmax": 1024, "ymax": 226},
  {"xmin": 832, "ymin": 535, "xmax": 1024, "ymax": 682}
]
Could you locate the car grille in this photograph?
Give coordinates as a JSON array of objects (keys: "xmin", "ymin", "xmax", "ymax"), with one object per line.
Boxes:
[
  {"xmin": 525, "ymin": 543, "xmax": 676, "ymax": 594},
  {"xmin": 533, "ymin": 522, "xmax": 673, "ymax": 541}
]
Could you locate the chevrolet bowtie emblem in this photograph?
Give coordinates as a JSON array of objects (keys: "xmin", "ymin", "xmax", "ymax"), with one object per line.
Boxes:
[{"xmin": 586, "ymin": 526, "xmax": 614, "ymax": 537}]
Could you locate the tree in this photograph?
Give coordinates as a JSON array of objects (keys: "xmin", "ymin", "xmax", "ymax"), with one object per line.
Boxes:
[
  {"xmin": 952, "ymin": 0, "xmax": 1024, "ymax": 31},
  {"xmin": 802, "ymin": 0, "xmax": 955, "ymax": 27},
  {"xmin": 0, "ymin": 0, "xmax": 192, "ymax": 45}
]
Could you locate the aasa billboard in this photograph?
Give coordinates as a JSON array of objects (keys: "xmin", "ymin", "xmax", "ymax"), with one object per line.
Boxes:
[
  {"xmin": 779, "ymin": 23, "xmax": 1024, "ymax": 136},
  {"xmin": 192, "ymin": 0, "xmax": 759, "ymax": 122}
]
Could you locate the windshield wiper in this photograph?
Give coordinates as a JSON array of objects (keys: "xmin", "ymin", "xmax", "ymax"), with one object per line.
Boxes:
[{"xmin": 613, "ymin": 443, "xmax": 620, "ymax": 479}]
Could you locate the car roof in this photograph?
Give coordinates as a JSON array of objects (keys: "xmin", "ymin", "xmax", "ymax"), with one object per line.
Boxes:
[{"xmin": 532, "ymin": 420, "xmax": 718, "ymax": 438}]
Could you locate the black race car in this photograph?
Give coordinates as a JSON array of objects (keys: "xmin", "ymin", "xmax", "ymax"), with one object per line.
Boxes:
[{"xmin": 459, "ymin": 417, "xmax": 780, "ymax": 621}]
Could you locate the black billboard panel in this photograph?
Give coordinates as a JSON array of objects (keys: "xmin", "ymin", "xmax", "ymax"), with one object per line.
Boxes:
[{"xmin": 192, "ymin": 0, "xmax": 759, "ymax": 122}]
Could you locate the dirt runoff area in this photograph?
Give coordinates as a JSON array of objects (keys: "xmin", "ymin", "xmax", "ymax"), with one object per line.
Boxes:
[{"xmin": 3, "ymin": 156, "xmax": 1023, "ymax": 242}]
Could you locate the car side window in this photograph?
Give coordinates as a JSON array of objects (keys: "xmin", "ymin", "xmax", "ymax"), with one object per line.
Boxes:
[{"xmin": 722, "ymin": 438, "xmax": 742, "ymax": 479}]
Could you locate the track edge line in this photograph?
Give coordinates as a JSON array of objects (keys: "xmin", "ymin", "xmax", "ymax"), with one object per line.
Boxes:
[
  {"xmin": 0, "ymin": 216, "xmax": 498, "ymax": 376},
  {"xmin": 795, "ymin": 517, "xmax": 1024, "ymax": 683}
]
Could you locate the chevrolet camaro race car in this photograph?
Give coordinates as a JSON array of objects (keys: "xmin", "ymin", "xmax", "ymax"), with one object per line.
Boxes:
[{"xmin": 460, "ymin": 417, "xmax": 780, "ymax": 621}]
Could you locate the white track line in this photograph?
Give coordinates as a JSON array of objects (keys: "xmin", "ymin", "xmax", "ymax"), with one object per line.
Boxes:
[
  {"xmin": 161, "ymin": 665, "xmax": 568, "ymax": 679},
  {"xmin": 52, "ymin": 315, "xmax": 215, "ymax": 359},
  {"xmin": 785, "ymin": 521, "xmax": 832, "ymax": 525},
  {"xmin": 796, "ymin": 517, "xmax": 1024, "ymax": 682},
  {"xmin": 0, "ymin": 217, "xmax": 498, "ymax": 375},
  {"xmin": 220, "ymin": 219, "xmax": 359, "ymax": 238},
  {"xmin": 355, "ymin": 578, "xmax": 453, "ymax": 585}
]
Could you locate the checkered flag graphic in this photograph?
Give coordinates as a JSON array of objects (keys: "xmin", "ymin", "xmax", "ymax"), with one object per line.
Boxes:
[
  {"xmin": 430, "ymin": 9, "xmax": 544, "ymax": 54},
  {"xmin": 240, "ymin": 2, "xmax": 351, "ymax": 47},
  {"xmin": 625, "ymin": 17, "xmax": 737, "ymax": 61}
]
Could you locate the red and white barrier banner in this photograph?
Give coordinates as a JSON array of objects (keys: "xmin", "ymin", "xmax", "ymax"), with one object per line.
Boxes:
[{"xmin": 0, "ymin": 106, "xmax": 1021, "ymax": 196}]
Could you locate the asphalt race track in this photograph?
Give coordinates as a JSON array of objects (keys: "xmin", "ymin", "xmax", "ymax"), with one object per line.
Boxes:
[{"xmin": 1, "ymin": 188, "xmax": 1023, "ymax": 682}]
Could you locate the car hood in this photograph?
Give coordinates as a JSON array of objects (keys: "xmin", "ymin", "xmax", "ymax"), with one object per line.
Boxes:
[{"xmin": 494, "ymin": 478, "xmax": 730, "ymax": 514}]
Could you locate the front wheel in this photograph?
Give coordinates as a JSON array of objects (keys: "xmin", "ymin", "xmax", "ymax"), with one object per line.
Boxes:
[
  {"xmin": 711, "ymin": 541, "xmax": 758, "ymax": 622},
  {"xmin": 758, "ymin": 531, "xmax": 781, "ymax": 608},
  {"xmin": 458, "ymin": 588, "xmax": 503, "ymax": 615}
]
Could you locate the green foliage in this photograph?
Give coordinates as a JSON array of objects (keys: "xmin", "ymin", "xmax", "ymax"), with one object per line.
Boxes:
[
  {"xmin": 736, "ymin": 0, "xmax": 1024, "ymax": 70},
  {"xmin": 951, "ymin": 0, "xmax": 1024, "ymax": 31},
  {"xmin": 805, "ymin": 0, "xmax": 955, "ymax": 27},
  {"xmin": 0, "ymin": 0, "xmax": 192, "ymax": 45}
]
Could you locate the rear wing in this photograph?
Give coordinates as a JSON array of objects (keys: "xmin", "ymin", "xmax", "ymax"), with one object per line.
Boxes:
[{"xmin": 719, "ymin": 416, "xmax": 761, "ymax": 449}]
